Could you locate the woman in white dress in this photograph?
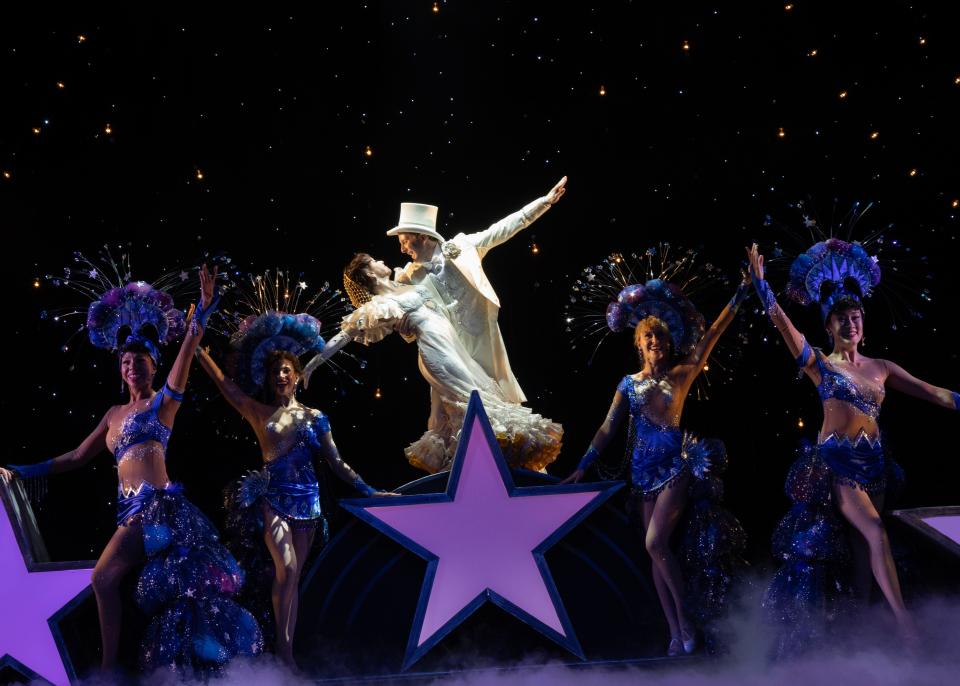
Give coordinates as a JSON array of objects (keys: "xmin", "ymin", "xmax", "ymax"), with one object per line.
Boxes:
[{"xmin": 304, "ymin": 253, "xmax": 562, "ymax": 474}]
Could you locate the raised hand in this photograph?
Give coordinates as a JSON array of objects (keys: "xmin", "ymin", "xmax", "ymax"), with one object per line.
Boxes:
[
  {"xmin": 546, "ymin": 176, "xmax": 567, "ymax": 205},
  {"xmin": 746, "ymin": 243, "xmax": 765, "ymax": 280},
  {"xmin": 199, "ymin": 263, "xmax": 219, "ymax": 310}
]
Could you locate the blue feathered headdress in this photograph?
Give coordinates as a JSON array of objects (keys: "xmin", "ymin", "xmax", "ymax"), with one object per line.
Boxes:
[
  {"xmin": 46, "ymin": 249, "xmax": 192, "ymax": 363},
  {"xmin": 86, "ymin": 281, "xmax": 186, "ymax": 362},
  {"xmin": 787, "ymin": 238, "xmax": 880, "ymax": 322},
  {"xmin": 605, "ymin": 278, "xmax": 706, "ymax": 356},
  {"xmin": 230, "ymin": 311, "xmax": 326, "ymax": 393}
]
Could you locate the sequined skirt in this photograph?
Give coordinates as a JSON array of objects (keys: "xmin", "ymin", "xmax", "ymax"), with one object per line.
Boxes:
[
  {"xmin": 263, "ymin": 451, "xmax": 324, "ymax": 526},
  {"xmin": 126, "ymin": 482, "xmax": 264, "ymax": 672},
  {"xmin": 818, "ymin": 434, "xmax": 885, "ymax": 492},
  {"xmin": 117, "ymin": 480, "xmax": 183, "ymax": 526},
  {"xmin": 629, "ymin": 426, "xmax": 686, "ymax": 497},
  {"xmin": 762, "ymin": 442, "xmax": 904, "ymax": 659}
]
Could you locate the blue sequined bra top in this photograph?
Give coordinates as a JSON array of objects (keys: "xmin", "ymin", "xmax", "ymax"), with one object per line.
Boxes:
[
  {"xmin": 619, "ymin": 374, "xmax": 678, "ymax": 434},
  {"xmin": 813, "ymin": 353, "xmax": 883, "ymax": 420},
  {"xmin": 113, "ymin": 391, "xmax": 172, "ymax": 462}
]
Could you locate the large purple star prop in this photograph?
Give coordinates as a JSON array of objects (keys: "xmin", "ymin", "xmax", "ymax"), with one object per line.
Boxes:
[
  {"xmin": 892, "ymin": 506, "xmax": 960, "ymax": 558},
  {"xmin": 1, "ymin": 484, "xmax": 93, "ymax": 686},
  {"xmin": 924, "ymin": 515, "xmax": 960, "ymax": 546},
  {"xmin": 342, "ymin": 392, "xmax": 622, "ymax": 669}
]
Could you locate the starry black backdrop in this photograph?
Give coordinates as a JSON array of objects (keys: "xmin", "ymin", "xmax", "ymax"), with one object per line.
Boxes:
[{"xmin": 1, "ymin": 2, "xmax": 958, "ymax": 567}]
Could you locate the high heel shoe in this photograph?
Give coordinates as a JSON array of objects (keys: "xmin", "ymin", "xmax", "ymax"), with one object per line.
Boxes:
[
  {"xmin": 680, "ymin": 628, "xmax": 697, "ymax": 654},
  {"xmin": 667, "ymin": 637, "xmax": 683, "ymax": 657}
]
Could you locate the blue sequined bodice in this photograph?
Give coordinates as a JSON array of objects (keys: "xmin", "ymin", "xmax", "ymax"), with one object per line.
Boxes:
[
  {"xmin": 620, "ymin": 374, "xmax": 677, "ymax": 432},
  {"xmin": 619, "ymin": 375, "xmax": 686, "ymax": 493},
  {"xmin": 262, "ymin": 406, "xmax": 331, "ymax": 522},
  {"xmin": 113, "ymin": 393, "xmax": 171, "ymax": 462},
  {"xmin": 814, "ymin": 354, "xmax": 883, "ymax": 420},
  {"xmin": 263, "ymin": 405, "xmax": 331, "ymax": 462}
]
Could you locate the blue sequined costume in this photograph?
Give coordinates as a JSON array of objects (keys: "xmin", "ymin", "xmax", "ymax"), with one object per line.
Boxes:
[
  {"xmin": 223, "ymin": 406, "xmax": 334, "ymax": 647},
  {"xmin": 620, "ymin": 376, "xmax": 687, "ymax": 498},
  {"xmin": 112, "ymin": 390, "xmax": 263, "ymax": 672},
  {"xmin": 230, "ymin": 407, "xmax": 332, "ymax": 531},
  {"xmin": 619, "ymin": 375, "xmax": 747, "ymax": 633},
  {"xmin": 811, "ymin": 350, "xmax": 888, "ymax": 491},
  {"xmin": 762, "ymin": 348, "xmax": 903, "ymax": 658},
  {"xmin": 262, "ymin": 410, "xmax": 330, "ymax": 526}
]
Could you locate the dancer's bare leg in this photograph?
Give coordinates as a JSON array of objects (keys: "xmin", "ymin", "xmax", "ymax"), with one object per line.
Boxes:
[
  {"xmin": 262, "ymin": 503, "xmax": 315, "ymax": 667},
  {"xmin": 833, "ymin": 483, "xmax": 917, "ymax": 642},
  {"xmin": 91, "ymin": 518, "xmax": 145, "ymax": 671},
  {"xmin": 643, "ymin": 475, "xmax": 692, "ymax": 648}
]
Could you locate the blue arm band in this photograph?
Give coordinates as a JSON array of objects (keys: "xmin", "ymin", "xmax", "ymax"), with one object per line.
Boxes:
[
  {"xmin": 577, "ymin": 445, "xmax": 601, "ymax": 471},
  {"xmin": 751, "ymin": 274, "xmax": 778, "ymax": 313},
  {"xmin": 952, "ymin": 391, "xmax": 960, "ymax": 411},
  {"xmin": 162, "ymin": 382, "xmax": 185, "ymax": 402},
  {"xmin": 9, "ymin": 460, "xmax": 54, "ymax": 479},
  {"xmin": 192, "ymin": 291, "xmax": 221, "ymax": 333},
  {"xmin": 353, "ymin": 477, "xmax": 377, "ymax": 497}
]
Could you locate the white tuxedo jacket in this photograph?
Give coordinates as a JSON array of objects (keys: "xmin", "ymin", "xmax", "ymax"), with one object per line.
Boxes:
[{"xmin": 394, "ymin": 196, "xmax": 551, "ymax": 403}]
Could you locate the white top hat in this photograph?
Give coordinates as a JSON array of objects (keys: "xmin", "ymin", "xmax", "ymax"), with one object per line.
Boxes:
[{"xmin": 385, "ymin": 202, "xmax": 445, "ymax": 242}]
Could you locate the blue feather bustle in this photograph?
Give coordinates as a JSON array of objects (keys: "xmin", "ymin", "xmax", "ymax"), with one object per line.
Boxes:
[
  {"xmin": 132, "ymin": 484, "xmax": 263, "ymax": 674},
  {"xmin": 222, "ymin": 473, "xmax": 277, "ymax": 649},
  {"xmin": 677, "ymin": 436, "xmax": 747, "ymax": 642}
]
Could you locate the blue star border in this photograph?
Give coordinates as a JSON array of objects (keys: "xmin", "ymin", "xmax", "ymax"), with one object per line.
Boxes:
[{"xmin": 341, "ymin": 391, "xmax": 623, "ymax": 670}]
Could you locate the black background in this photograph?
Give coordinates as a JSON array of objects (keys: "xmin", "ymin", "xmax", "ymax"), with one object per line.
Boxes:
[{"xmin": 2, "ymin": 2, "xmax": 957, "ymax": 567}]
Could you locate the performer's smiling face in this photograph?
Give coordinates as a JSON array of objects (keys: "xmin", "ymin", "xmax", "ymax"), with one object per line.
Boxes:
[
  {"xmin": 635, "ymin": 317, "xmax": 672, "ymax": 367},
  {"xmin": 120, "ymin": 351, "xmax": 155, "ymax": 390},
  {"xmin": 397, "ymin": 233, "xmax": 435, "ymax": 262},
  {"xmin": 639, "ymin": 330, "xmax": 669, "ymax": 363},
  {"xmin": 270, "ymin": 358, "xmax": 300, "ymax": 400},
  {"xmin": 827, "ymin": 306, "xmax": 864, "ymax": 348}
]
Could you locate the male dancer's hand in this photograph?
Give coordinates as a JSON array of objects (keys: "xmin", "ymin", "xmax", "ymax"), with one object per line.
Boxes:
[{"xmin": 546, "ymin": 176, "xmax": 567, "ymax": 205}]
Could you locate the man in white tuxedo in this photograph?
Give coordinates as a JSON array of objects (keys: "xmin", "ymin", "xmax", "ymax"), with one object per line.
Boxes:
[{"xmin": 387, "ymin": 176, "xmax": 567, "ymax": 404}]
